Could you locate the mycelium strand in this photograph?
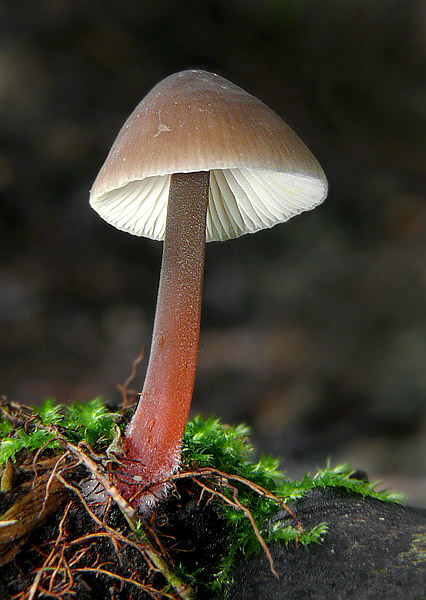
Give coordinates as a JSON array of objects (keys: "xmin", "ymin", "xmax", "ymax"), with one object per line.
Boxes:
[{"xmin": 121, "ymin": 170, "xmax": 210, "ymax": 509}]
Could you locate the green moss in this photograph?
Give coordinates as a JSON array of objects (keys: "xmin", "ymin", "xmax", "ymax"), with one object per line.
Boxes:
[
  {"xmin": 179, "ymin": 415, "xmax": 404, "ymax": 595},
  {"xmin": 0, "ymin": 399, "xmax": 405, "ymax": 597},
  {"xmin": 0, "ymin": 397, "xmax": 120, "ymax": 464},
  {"xmin": 304, "ymin": 463, "xmax": 406, "ymax": 503},
  {"xmin": 181, "ymin": 416, "xmax": 405, "ymax": 506}
]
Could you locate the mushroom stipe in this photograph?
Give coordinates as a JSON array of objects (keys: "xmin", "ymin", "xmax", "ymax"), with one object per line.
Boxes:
[
  {"xmin": 121, "ymin": 170, "xmax": 210, "ymax": 508},
  {"xmin": 90, "ymin": 69, "xmax": 328, "ymax": 512}
]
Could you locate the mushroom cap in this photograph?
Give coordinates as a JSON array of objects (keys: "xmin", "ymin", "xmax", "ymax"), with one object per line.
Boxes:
[{"xmin": 90, "ymin": 70, "xmax": 328, "ymax": 242}]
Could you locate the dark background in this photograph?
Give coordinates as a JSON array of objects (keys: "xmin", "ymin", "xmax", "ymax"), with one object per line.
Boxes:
[{"xmin": 1, "ymin": 1, "xmax": 425, "ymax": 504}]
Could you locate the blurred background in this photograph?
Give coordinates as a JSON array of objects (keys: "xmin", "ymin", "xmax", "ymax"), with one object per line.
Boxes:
[{"xmin": 1, "ymin": 0, "xmax": 425, "ymax": 504}]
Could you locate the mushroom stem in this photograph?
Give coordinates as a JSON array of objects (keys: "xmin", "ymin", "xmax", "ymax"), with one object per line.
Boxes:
[{"xmin": 122, "ymin": 170, "xmax": 210, "ymax": 506}]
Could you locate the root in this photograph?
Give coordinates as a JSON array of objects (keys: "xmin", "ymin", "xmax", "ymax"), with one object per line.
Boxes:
[
  {"xmin": 172, "ymin": 467, "xmax": 303, "ymax": 579},
  {"xmin": 117, "ymin": 347, "xmax": 145, "ymax": 409}
]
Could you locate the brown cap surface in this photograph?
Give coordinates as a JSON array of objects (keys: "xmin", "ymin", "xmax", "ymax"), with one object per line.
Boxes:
[{"xmin": 90, "ymin": 70, "xmax": 328, "ymax": 241}]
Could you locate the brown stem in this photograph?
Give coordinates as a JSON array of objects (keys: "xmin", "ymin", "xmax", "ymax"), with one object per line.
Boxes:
[{"xmin": 122, "ymin": 171, "xmax": 210, "ymax": 507}]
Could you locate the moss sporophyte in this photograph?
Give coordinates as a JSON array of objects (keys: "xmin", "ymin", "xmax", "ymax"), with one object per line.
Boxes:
[{"xmin": 0, "ymin": 397, "xmax": 404, "ymax": 599}]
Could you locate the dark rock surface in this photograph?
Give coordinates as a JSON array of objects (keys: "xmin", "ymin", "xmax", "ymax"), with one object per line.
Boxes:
[{"xmin": 230, "ymin": 488, "xmax": 426, "ymax": 600}]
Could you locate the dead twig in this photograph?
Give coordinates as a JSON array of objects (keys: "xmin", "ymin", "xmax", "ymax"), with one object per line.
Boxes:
[
  {"xmin": 117, "ymin": 347, "xmax": 145, "ymax": 409},
  {"xmin": 0, "ymin": 466, "xmax": 69, "ymax": 567}
]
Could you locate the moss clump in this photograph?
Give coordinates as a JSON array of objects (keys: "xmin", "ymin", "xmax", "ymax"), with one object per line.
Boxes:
[
  {"xmin": 0, "ymin": 398, "xmax": 404, "ymax": 598},
  {"xmin": 0, "ymin": 397, "xmax": 120, "ymax": 464},
  {"xmin": 178, "ymin": 415, "xmax": 403, "ymax": 595}
]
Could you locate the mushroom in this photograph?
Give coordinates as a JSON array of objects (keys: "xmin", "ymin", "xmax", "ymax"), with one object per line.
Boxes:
[{"xmin": 90, "ymin": 70, "xmax": 328, "ymax": 510}]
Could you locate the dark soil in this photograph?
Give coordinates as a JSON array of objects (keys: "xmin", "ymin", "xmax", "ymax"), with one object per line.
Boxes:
[
  {"xmin": 2, "ymin": 459, "xmax": 426, "ymax": 600},
  {"xmin": 0, "ymin": 464, "xmax": 228, "ymax": 600}
]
